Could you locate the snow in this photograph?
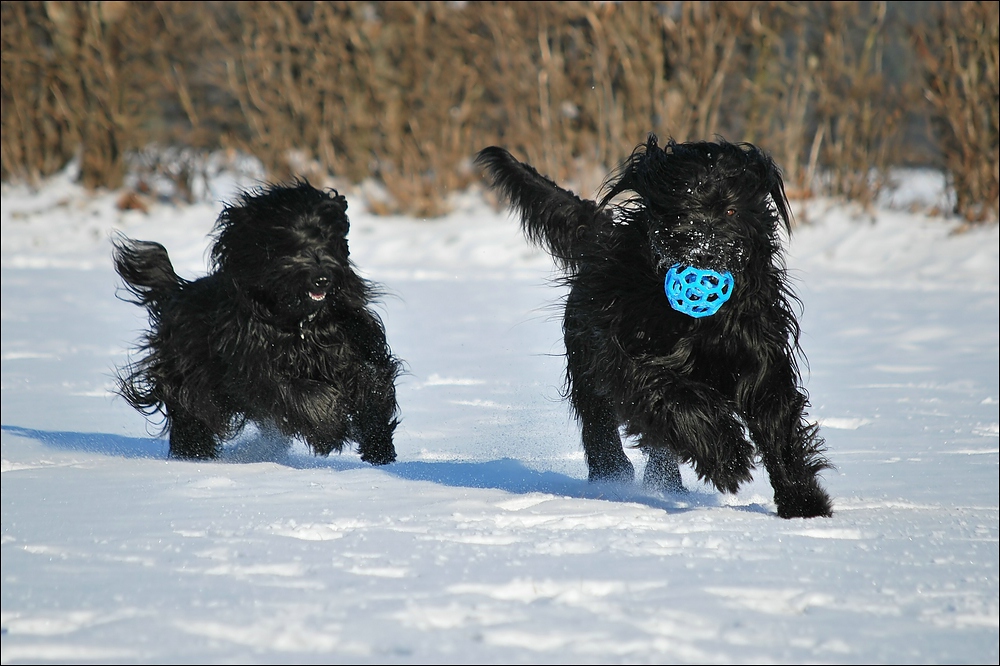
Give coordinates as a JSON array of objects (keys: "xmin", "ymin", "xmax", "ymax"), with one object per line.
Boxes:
[{"xmin": 2, "ymin": 162, "xmax": 997, "ymax": 664}]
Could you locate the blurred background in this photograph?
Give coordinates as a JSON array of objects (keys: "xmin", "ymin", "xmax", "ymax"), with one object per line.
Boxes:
[{"xmin": 2, "ymin": 1, "xmax": 997, "ymax": 222}]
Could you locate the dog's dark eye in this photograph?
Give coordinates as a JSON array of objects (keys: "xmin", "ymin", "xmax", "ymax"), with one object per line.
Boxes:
[{"xmin": 725, "ymin": 208, "xmax": 737, "ymax": 217}]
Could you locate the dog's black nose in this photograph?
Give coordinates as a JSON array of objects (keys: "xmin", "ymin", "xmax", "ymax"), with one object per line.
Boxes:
[
  {"xmin": 689, "ymin": 251, "xmax": 716, "ymax": 267},
  {"xmin": 312, "ymin": 275, "xmax": 331, "ymax": 291}
]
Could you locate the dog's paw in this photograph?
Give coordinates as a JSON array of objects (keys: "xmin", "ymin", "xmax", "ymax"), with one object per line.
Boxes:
[
  {"xmin": 358, "ymin": 431, "xmax": 397, "ymax": 465},
  {"xmin": 587, "ymin": 453, "xmax": 635, "ymax": 484},
  {"xmin": 360, "ymin": 446, "xmax": 396, "ymax": 466},
  {"xmin": 586, "ymin": 439, "xmax": 636, "ymax": 483},
  {"xmin": 589, "ymin": 465, "xmax": 635, "ymax": 485},
  {"xmin": 672, "ymin": 411, "xmax": 754, "ymax": 494},
  {"xmin": 774, "ymin": 478, "xmax": 834, "ymax": 518},
  {"xmin": 168, "ymin": 447, "xmax": 220, "ymax": 460},
  {"xmin": 168, "ymin": 414, "xmax": 221, "ymax": 459}
]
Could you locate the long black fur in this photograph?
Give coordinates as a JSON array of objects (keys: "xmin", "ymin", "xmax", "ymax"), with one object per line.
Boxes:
[
  {"xmin": 476, "ymin": 136, "xmax": 833, "ymax": 518},
  {"xmin": 114, "ymin": 181, "xmax": 401, "ymax": 464}
]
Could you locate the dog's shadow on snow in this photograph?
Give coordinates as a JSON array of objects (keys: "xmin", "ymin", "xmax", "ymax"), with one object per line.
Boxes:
[
  {"xmin": 1, "ymin": 424, "xmax": 772, "ymax": 517},
  {"xmin": 2, "ymin": 424, "xmax": 171, "ymax": 459}
]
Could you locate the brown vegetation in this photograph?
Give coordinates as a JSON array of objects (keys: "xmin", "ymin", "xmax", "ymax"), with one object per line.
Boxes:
[
  {"xmin": 2, "ymin": 1, "xmax": 997, "ymax": 222},
  {"xmin": 912, "ymin": 1, "xmax": 999, "ymax": 223}
]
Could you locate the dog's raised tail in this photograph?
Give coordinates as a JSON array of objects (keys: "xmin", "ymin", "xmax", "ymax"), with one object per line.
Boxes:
[
  {"xmin": 112, "ymin": 235, "xmax": 184, "ymax": 308},
  {"xmin": 476, "ymin": 146, "xmax": 602, "ymax": 270}
]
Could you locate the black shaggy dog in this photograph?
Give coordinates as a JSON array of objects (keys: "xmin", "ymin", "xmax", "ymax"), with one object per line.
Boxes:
[
  {"xmin": 113, "ymin": 181, "xmax": 401, "ymax": 464},
  {"xmin": 477, "ymin": 135, "xmax": 833, "ymax": 518}
]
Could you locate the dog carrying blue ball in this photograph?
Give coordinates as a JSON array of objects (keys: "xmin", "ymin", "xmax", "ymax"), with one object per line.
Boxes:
[
  {"xmin": 477, "ymin": 134, "xmax": 833, "ymax": 519},
  {"xmin": 664, "ymin": 265, "xmax": 734, "ymax": 318}
]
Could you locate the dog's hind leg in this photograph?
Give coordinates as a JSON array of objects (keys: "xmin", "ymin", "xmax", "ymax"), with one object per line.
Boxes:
[
  {"xmin": 168, "ymin": 409, "xmax": 220, "ymax": 459},
  {"xmin": 642, "ymin": 445, "xmax": 685, "ymax": 493}
]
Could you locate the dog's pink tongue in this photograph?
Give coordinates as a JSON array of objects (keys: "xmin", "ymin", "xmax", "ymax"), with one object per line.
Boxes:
[{"xmin": 309, "ymin": 291, "xmax": 326, "ymax": 302}]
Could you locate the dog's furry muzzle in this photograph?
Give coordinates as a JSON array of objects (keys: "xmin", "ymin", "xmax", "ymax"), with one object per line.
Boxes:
[
  {"xmin": 268, "ymin": 257, "xmax": 344, "ymax": 309},
  {"xmin": 651, "ymin": 226, "xmax": 748, "ymax": 277},
  {"xmin": 307, "ymin": 272, "xmax": 334, "ymax": 302}
]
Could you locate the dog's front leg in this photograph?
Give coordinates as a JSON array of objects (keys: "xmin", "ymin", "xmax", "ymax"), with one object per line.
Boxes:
[
  {"xmin": 167, "ymin": 408, "xmax": 220, "ymax": 459},
  {"xmin": 741, "ymin": 372, "xmax": 833, "ymax": 518},
  {"xmin": 623, "ymin": 367, "xmax": 754, "ymax": 494},
  {"xmin": 351, "ymin": 375, "xmax": 398, "ymax": 466},
  {"xmin": 275, "ymin": 380, "xmax": 349, "ymax": 456},
  {"xmin": 354, "ymin": 418, "xmax": 396, "ymax": 466}
]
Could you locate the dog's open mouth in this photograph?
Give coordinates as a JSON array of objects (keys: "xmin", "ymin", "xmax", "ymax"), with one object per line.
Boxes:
[{"xmin": 308, "ymin": 275, "xmax": 333, "ymax": 302}]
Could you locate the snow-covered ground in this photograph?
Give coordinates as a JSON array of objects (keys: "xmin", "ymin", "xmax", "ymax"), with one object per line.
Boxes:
[{"xmin": 2, "ymin": 163, "xmax": 997, "ymax": 664}]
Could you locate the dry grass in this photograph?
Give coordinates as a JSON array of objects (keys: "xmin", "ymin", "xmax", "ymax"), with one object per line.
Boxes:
[
  {"xmin": 912, "ymin": 1, "xmax": 999, "ymax": 223},
  {"xmin": 2, "ymin": 1, "xmax": 996, "ymax": 223}
]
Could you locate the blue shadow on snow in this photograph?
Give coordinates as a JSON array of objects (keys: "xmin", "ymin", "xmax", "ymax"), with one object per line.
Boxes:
[
  {"xmin": 2, "ymin": 424, "xmax": 169, "ymax": 459},
  {"xmin": 1, "ymin": 424, "xmax": 771, "ymax": 516}
]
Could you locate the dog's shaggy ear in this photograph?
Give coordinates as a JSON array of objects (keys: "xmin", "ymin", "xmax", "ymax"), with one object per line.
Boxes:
[
  {"xmin": 323, "ymin": 189, "xmax": 348, "ymax": 214},
  {"xmin": 596, "ymin": 134, "xmax": 660, "ymax": 210},
  {"xmin": 737, "ymin": 143, "xmax": 793, "ymax": 234},
  {"xmin": 599, "ymin": 134, "xmax": 700, "ymax": 213},
  {"xmin": 318, "ymin": 189, "xmax": 350, "ymax": 238}
]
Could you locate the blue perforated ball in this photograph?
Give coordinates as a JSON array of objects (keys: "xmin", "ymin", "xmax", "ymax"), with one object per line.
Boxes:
[{"xmin": 664, "ymin": 265, "xmax": 734, "ymax": 318}]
